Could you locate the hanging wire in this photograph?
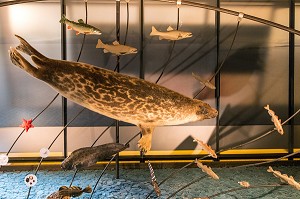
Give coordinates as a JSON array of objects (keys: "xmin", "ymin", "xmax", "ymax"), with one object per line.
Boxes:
[
  {"xmin": 76, "ymin": 0, "xmax": 88, "ymax": 62},
  {"xmin": 0, "ymin": 93, "xmax": 60, "ymax": 171},
  {"xmin": 193, "ymin": 20, "xmax": 241, "ymax": 98},
  {"xmin": 146, "ymin": 107, "xmax": 300, "ymax": 198},
  {"xmin": 205, "ymin": 184, "xmax": 286, "ymax": 199},
  {"xmin": 155, "ymin": 6, "xmax": 180, "ymax": 84},
  {"xmin": 166, "ymin": 175, "xmax": 207, "ymax": 199},
  {"xmin": 25, "ymin": 108, "xmax": 85, "ymax": 199},
  {"xmin": 68, "ymin": 121, "xmax": 115, "ymax": 187},
  {"xmin": 88, "ymin": 131, "xmax": 141, "ymax": 199},
  {"xmin": 124, "ymin": 2, "xmax": 130, "ymax": 45}
]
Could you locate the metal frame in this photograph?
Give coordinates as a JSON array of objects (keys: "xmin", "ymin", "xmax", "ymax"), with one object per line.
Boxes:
[{"xmin": 55, "ymin": 0, "xmax": 298, "ymax": 165}]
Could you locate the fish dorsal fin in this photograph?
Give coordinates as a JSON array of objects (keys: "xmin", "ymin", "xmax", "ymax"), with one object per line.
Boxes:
[
  {"xmin": 59, "ymin": 186, "xmax": 68, "ymax": 191},
  {"xmin": 167, "ymin": 26, "xmax": 174, "ymax": 31},
  {"xmin": 112, "ymin": 41, "xmax": 120, "ymax": 45},
  {"xmin": 290, "ymin": 176, "xmax": 295, "ymax": 180},
  {"xmin": 78, "ymin": 19, "xmax": 85, "ymax": 24}
]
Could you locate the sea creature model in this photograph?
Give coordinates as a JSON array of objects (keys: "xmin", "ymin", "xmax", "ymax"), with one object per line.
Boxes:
[
  {"xmin": 46, "ymin": 191, "xmax": 70, "ymax": 199},
  {"xmin": 192, "ymin": 136, "xmax": 217, "ymax": 159},
  {"xmin": 61, "ymin": 143, "xmax": 128, "ymax": 170},
  {"xmin": 8, "ymin": 35, "xmax": 218, "ymax": 153},
  {"xmin": 150, "ymin": 26, "xmax": 192, "ymax": 41},
  {"xmin": 192, "ymin": 72, "xmax": 216, "ymax": 90},
  {"xmin": 20, "ymin": 118, "xmax": 34, "ymax": 132},
  {"xmin": 267, "ymin": 166, "xmax": 300, "ymax": 190},
  {"xmin": 195, "ymin": 159, "xmax": 219, "ymax": 180},
  {"xmin": 58, "ymin": 185, "xmax": 92, "ymax": 198},
  {"xmin": 96, "ymin": 39, "xmax": 137, "ymax": 55},
  {"xmin": 148, "ymin": 161, "xmax": 161, "ymax": 196},
  {"xmin": 264, "ymin": 105, "xmax": 284, "ymax": 135},
  {"xmin": 238, "ymin": 181, "xmax": 250, "ymax": 188},
  {"xmin": 59, "ymin": 15, "xmax": 101, "ymax": 35}
]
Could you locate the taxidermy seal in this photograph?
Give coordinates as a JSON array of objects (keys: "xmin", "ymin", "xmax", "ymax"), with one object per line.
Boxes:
[
  {"xmin": 8, "ymin": 35, "xmax": 218, "ymax": 153},
  {"xmin": 61, "ymin": 143, "xmax": 129, "ymax": 170}
]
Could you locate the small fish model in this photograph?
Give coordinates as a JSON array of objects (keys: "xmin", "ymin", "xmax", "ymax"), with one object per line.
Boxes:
[
  {"xmin": 59, "ymin": 15, "xmax": 101, "ymax": 35},
  {"xmin": 46, "ymin": 191, "xmax": 70, "ymax": 199},
  {"xmin": 96, "ymin": 39, "xmax": 137, "ymax": 55},
  {"xmin": 61, "ymin": 143, "xmax": 128, "ymax": 170},
  {"xmin": 195, "ymin": 159, "xmax": 219, "ymax": 180},
  {"xmin": 150, "ymin": 26, "xmax": 192, "ymax": 41},
  {"xmin": 264, "ymin": 105, "xmax": 284, "ymax": 135},
  {"xmin": 8, "ymin": 35, "xmax": 218, "ymax": 153},
  {"xmin": 148, "ymin": 161, "xmax": 161, "ymax": 196},
  {"xmin": 192, "ymin": 72, "xmax": 216, "ymax": 90},
  {"xmin": 267, "ymin": 166, "xmax": 300, "ymax": 190},
  {"xmin": 58, "ymin": 185, "xmax": 92, "ymax": 198},
  {"xmin": 192, "ymin": 136, "xmax": 217, "ymax": 159},
  {"xmin": 238, "ymin": 181, "xmax": 250, "ymax": 188}
]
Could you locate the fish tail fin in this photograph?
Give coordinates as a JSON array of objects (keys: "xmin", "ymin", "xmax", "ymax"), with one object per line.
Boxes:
[
  {"xmin": 264, "ymin": 104, "xmax": 270, "ymax": 110},
  {"xmin": 267, "ymin": 166, "xmax": 273, "ymax": 173},
  {"xmin": 59, "ymin": 14, "xmax": 67, "ymax": 24},
  {"xmin": 150, "ymin": 26, "xmax": 159, "ymax": 36},
  {"xmin": 96, "ymin": 39, "xmax": 105, "ymax": 48},
  {"xmin": 83, "ymin": 185, "xmax": 92, "ymax": 193}
]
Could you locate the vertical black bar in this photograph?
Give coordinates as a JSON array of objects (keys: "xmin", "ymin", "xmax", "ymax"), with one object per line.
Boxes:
[
  {"xmin": 116, "ymin": 0, "xmax": 121, "ymax": 178},
  {"xmin": 215, "ymin": 0, "xmax": 220, "ymax": 160},
  {"xmin": 60, "ymin": 0, "xmax": 67, "ymax": 158},
  {"xmin": 288, "ymin": 0, "xmax": 295, "ymax": 160},
  {"xmin": 139, "ymin": 0, "xmax": 145, "ymax": 163}
]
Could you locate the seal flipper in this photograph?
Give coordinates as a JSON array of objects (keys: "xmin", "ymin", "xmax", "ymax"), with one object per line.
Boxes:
[
  {"xmin": 14, "ymin": 34, "xmax": 47, "ymax": 60},
  {"xmin": 138, "ymin": 125, "xmax": 154, "ymax": 154},
  {"xmin": 9, "ymin": 47, "xmax": 40, "ymax": 78}
]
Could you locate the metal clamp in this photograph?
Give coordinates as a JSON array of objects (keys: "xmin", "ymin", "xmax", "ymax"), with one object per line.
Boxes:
[
  {"xmin": 177, "ymin": 0, "xmax": 181, "ymax": 8},
  {"xmin": 237, "ymin": 12, "xmax": 244, "ymax": 22}
]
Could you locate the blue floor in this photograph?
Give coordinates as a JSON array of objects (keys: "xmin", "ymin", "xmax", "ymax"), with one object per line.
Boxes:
[{"xmin": 1, "ymin": 166, "xmax": 300, "ymax": 198}]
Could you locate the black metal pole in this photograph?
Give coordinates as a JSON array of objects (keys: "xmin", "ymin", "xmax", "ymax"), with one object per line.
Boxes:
[
  {"xmin": 60, "ymin": 0, "xmax": 68, "ymax": 159},
  {"xmin": 215, "ymin": 0, "xmax": 220, "ymax": 160},
  {"xmin": 288, "ymin": 0, "xmax": 295, "ymax": 160},
  {"xmin": 116, "ymin": 0, "xmax": 121, "ymax": 178},
  {"xmin": 139, "ymin": 0, "xmax": 145, "ymax": 163}
]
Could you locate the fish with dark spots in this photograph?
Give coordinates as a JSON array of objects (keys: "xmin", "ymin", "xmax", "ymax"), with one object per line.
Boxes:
[
  {"xmin": 61, "ymin": 143, "xmax": 128, "ymax": 170},
  {"xmin": 8, "ymin": 35, "xmax": 218, "ymax": 153}
]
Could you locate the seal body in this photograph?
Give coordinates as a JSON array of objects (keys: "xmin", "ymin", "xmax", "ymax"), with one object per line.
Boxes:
[{"xmin": 9, "ymin": 35, "xmax": 218, "ymax": 153}]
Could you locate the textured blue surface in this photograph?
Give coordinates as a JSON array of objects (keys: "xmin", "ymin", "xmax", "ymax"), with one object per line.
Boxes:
[{"xmin": 0, "ymin": 166, "xmax": 300, "ymax": 199}]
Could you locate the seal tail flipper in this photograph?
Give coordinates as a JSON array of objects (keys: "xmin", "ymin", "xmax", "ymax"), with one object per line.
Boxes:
[
  {"xmin": 150, "ymin": 26, "xmax": 159, "ymax": 36},
  {"xmin": 83, "ymin": 186, "xmax": 92, "ymax": 193},
  {"xmin": 14, "ymin": 34, "xmax": 47, "ymax": 60},
  {"xmin": 137, "ymin": 125, "xmax": 154, "ymax": 154},
  {"xmin": 9, "ymin": 47, "xmax": 40, "ymax": 78}
]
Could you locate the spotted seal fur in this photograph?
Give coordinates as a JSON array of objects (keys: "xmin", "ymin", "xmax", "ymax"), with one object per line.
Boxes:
[{"xmin": 8, "ymin": 35, "xmax": 218, "ymax": 153}]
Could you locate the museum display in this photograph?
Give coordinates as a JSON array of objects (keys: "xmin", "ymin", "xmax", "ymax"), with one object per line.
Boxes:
[{"xmin": 0, "ymin": 0, "xmax": 300, "ymax": 198}]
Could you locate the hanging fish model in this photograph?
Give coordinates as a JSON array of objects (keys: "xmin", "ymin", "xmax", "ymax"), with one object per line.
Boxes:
[
  {"xmin": 46, "ymin": 191, "xmax": 70, "ymax": 199},
  {"xmin": 8, "ymin": 35, "xmax": 218, "ymax": 153},
  {"xmin": 58, "ymin": 185, "xmax": 92, "ymax": 198},
  {"xmin": 192, "ymin": 72, "xmax": 216, "ymax": 90},
  {"xmin": 59, "ymin": 15, "xmax": 102, "ymax": 36},
  {"xmin": 61, "ymin": 143, "xmax": 128, "ymax": 170},
  {"xmin": 264, "ymin": 105, "xmax": 284, "ymax": 135},
  {"xmin": 267, "ymin": 166, "xmax": 300, "ymax": 190},
  {"xmin": 96, "ymin": 39, "xmax": 137, "ymax": 55},
  {"xmin": 150, "ymin": 26, "xmax": 192, "ymax": 40},
  {"xmin": 148, "ymin": 161, "xmax": 161, "ymax": 196},
  {"xmin": 238, "ymin": 181, "xmax": 250, "ymax": 188},
  {"xmin": 192, "ymin": 136, "xmax": 217, "ymax": 159},
  {"xmin": 195, "ymin": 159, "xmax": 219, "ymax": 180}
]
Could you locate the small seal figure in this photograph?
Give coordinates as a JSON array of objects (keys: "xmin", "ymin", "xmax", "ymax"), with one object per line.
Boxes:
[{"xmin": 8, "ymin": 35, "xmax": 218, "ymax": 153}]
